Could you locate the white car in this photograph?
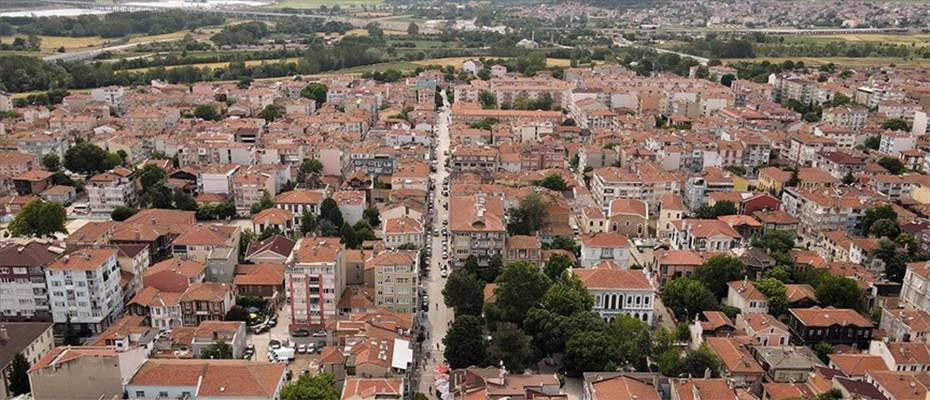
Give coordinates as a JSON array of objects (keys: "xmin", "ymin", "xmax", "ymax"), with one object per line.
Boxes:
[{"xmin": 441, "ymin": 269, "xmax": 449, "ymax": 278}]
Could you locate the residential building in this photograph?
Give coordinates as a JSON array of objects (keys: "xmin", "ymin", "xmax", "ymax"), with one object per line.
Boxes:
[
  {"xmin": 288, "ymin": 237, "xmax": 346, "ymax": 330},
  {"xmin": 504, "ymin": 235, "xmax": 543, "ymax": 267},
  {"xmin": 573, "ymin": 261, "xmax": 655, "ymax": 324},
  {"xmin": 368, "ymin": 251, "xmax": 419, "ymax": 314},
  {"xmin": 179, "ymin": 282, "xmax": 234, "ymax": 327},
  {"xmin": 29, "ymin": 346, "xmax": 146, "ymax": 400},
  {"xmin": 0, "ymin": 322, "xmax": 54, "ymax": 400},
  {"xmin": 125, "ymin": 359, "xmax": 286, "ymax": 400},
  {"xmin": 725, "ymin": 279, "xmax": 769, "ymax": 315},
  {"xmin": 45, "ymin": 247, "xmax": 123, "ymax": 337},
  {"xmin": 0, "ymin": 242, "xmax": 63, "ymax": 322},
  {"xmin": 579, "ymin": 232, "xmax": 632, "ymax": 268},
  {"xmin": 382, "ymin": 217, "xmax": 423, "ymax": 249},
  {"xmin": 126, "ymin": 286, "xmax": 182, "ymax": 330},
  {"xmin": 671, "ymin": 219, "xmax": 742, "ymax": 252},
  {"xmin": 787, "ymin": 306, "xmax": 874, "ymax": 347},
  {"xmin": 448, "ymin": 194, "xmax": 506, "ymax": 267},
  {"xmin": 87, "ymin": 167, "xmax": 135, "ymax": 218}
]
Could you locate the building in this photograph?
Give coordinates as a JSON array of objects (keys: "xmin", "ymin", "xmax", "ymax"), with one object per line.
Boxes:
[
  {"xmin": 126, "ymin": 359, "xmax": 287, "ymax": 400},
  {"xmin": 0, "ymin": 322, "xmax": 54, "ymax": 400},
  {"xmin": 0, "ymin": 242, "xmax": 63, "ymax": 322},
  {"xmin": 126, "ymin": 286, "xmax": 182, "ymax": 330},
  {"xmin": 244, "ymin": 235, "xmax": 296, "ymax": 264},
  {"xmin": 654, "ymin": 250, "xmax": 706, "ymax": 289},
  {"xmin": 725, "ymin": 279, "xmax": 769, "ymax": 315},
  {"xmin": 368, "ymin": 251, "xmax": 419, "ymax": 314},
  {"xmin": 607, "ymin": 198, "xmax": 649, "ymax": 238},
  {"xmin": 382, "ymin": 216, "xmax": 424, "ymax": 249},
  {"xmin": 671, "ymin": 219, "xmax": 742, "ymax": 252},
  {"xmin": 87, "ymin": 167, "xmax": 135, "ymax": 218},
  {"xmin": 179, "ymin": 282, "xmax": 234, "ymax": 327},
  {"xmin": 233, "ymin": 263, "xmax": 285, "ymax": 306},
  {"xmin": 448, "ymin": 194, "xmax": 506, "ymax": 267},
  {"xmin": 29, "ymin": 346, "xmax": 146, "ymax": 400},
  {"xmin": 787, "ymin": 306, "xmax": 874, "ymax": 347},
  {"xmin": 750, "ymin": 345, "xmax": 822, "ymax": 383},
  {"xmin": 902, "ymin": 261, "xmax": 930, "ymax": 314},
  {"xmin": 504, "ymin": 235, "xmax": 543, "ymax": 267},
  {"xmin": 869, "ymin": 340, "xmax": 930, "ymax": 373},
  {"xmin": 583, "ymin": 374, "xmax": 660, "ymax": 400},
  {"xmin": 579, "ymin": 232, "xmax": 633, "ymax": 268},
  {"xmin": 573, "ymin": 261, "xmax": 655, "ymax": 324},
  {"xmin": 45, "ymin": 248, "xmax": 123, "ymax": 338},
  {"xmin": 590, "ymin": 164, "xmax": 680, "ymax": 215},
  {"xmin": 288, "ymin": 237, "xmax": 346, "ymax": 330},
  {"xmin": 341, "ymin": 378, "xmax": 404, "ymax": 400},
  {"xmin": 880, "ymin": 307, "xmax": 930, "ymax": 343},
  {"xmin": 705, "ymin": 337, "xmax": 764, "ymax": 391}
]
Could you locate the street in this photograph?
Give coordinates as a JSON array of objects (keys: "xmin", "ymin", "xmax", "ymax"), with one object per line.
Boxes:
[{"xmin": 416, "ymin": 92, "xmax": 455, "ymax": 397}]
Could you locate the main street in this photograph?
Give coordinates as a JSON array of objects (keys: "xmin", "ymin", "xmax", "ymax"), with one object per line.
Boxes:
[{"xmin": 416, "ymin": 92, "xmax": 455, "ymax": 397}]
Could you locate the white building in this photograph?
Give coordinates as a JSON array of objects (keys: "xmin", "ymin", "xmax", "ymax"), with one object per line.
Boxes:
[
  {"xmin": 199, "ymin": 164, "xmax": 240, "ymax": 194},
  {"xmin": 45, "ymin": 247, "xmax": 123, "ymax": 336},
  {"xmin": 87, "ymin": 167, "xmax": 135, "ymax": 218},
  {"xmin": 901, "ymin": 261, "xmax": 930, "ymax": 314},
  {"xmin": 126, "ymin": 359, "xmax": 287, "ymax": 400},
  {"xmin": 879, "ymin": 131, "xmax": 916, "ymax": 157},
  {"xmin": 287, "ymin": 237, "xmax": 345, "ymax": 330},
  {"xmin": 572, "ymin": 261, "xmax": 655, "ymax": 324},
  {"xmin": 579, "ymin": 232, "xmax": 632, "ymax": 268},
  {"xmin": 383, "ymin": 216, "xmax": 424, "ymax": 249},
  {"xmin": 90, "ymin": 86, "xmax": 125, "ymax": 111},
  {"xmin": 725, "ymin": 280, "xmax": 769, "ymax": 315}
]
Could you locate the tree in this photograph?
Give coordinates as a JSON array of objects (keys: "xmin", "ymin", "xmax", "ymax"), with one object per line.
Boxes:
[
  {"xmin": 869, "ymin": 218, "xmax": 901, "ymax": 239},
  {"xmin": 720, "ymin": 73, "xmax": 735, "ymax": 87},
  {"xmin": 478, "ymin": 90, "xmax": 497, "ymax": 109},
  {"xmin": 41, "ymin": 153, "xmax": 60, "ymax": 172},
  {"xmin": 339, "ymin": 222, "xmax": 358, "ymax": 248},
  {"xmin": 755, "ymin": 278, "xmax": 788, "ymax": 316},
  {"xmin": 533, "ymin": 174, "xmax": 570, "ymax": 191},
  {"xmin": 200, "ymin": 340, "xmax": 232, "ymax": 360},
  {"xmin": 193, "ymin": 104, "xmax": 220, "ymax": 121},
  {"xmin": 507, "ymin": 192, "xmax": 547, "ymax": 235},
  {"xmin": 542, "ymin": 273, "xmax": 593, "ymax": 316},
  {"xmin": 443, "ymin": 270, "xmax": 485, "ymax": 316},
  {"xmin": 882, "ymin": 118, "xmax": 910, "ymax": 131},
  {"xmin": 258, "ymin": 104, "xmax": 285, "ymax": 122},
  {"xmin": 816, "ymin": 275, "xmax": 865, "ymax": 311},
  {"xmin": 320, "ymin": 198, "xmax": 344, "ymax": 228},
  {"xmin": 63, "ymin": 315, "xmax": 80, "ymax": 345},
  {"xmin": 301, "ymin": 159, "xmax": 323, "ymax": 175},
  {"xmin": 238, "ymin": 228, "xmax": 255, "ymax": 262},
  {"xmin": 785, "ymin": 169, "xmax": 800, "ymax": 188},
  {"xmin": 463, "ymin": 255, "xmax": 481, "ymax": 277},
  {"xmin": 443, "ymin": 315, "xmax": 487, "ymax": 369},
  {"xmin": 679, "ymin": 344, "xmax": 721, "ymax": 378},
  {"xmin": 864, "ymin": 135, "xmax": 881, "ymax": 150},
  {"xmin": 111, "ymin": 206, "xmax": 138, "ymax": 222},
  {"xmin": 861, "ymin": 204, "xmax": 897, "ymax": 236},
  {"xmin": 250, "ymin": 190, "xmax": 274, "ymax": 215},
  {"xmin": 7, "ymin": 353, "xmax": 30, "ymax": 396},
  {"xmin": 63, "ymin": 142, "xmax": 110, "ymax": 176},
  {"xmin": 543, "ymin": 253, "xmax": 573, "ymax": 281},
  {"xmin": 482, "ymin": 254, "xmax": 503, "ymax": 283},
  {"xmin": 486, "ymin": 322, "xmax": 535, "ymax": 373},
  {"xmin": 878, "ymin": 157, "xmax": 906, "ymax": 175},
  {"xmin": 610, "ymin": 315, "xmax": 652, "ymax": 370},
  {"xmin": 300, "ymin": 208, "xmax": 317, "ymax": 235},
  {"xmin": 764, "ymin": 265, "xmax": 793, "ymax": 283},
  {"xmin": 661, "ymin": 278, "xmax": 718, "ymax": 321},
  {"xmin": 363, "ymin": 207, "xmax": 380, "ymax": 227},
  {"xmin": 814, "ymin": 342, "xmax": 833, "ymax": 363},
  {"xmin": 365, "ymin": 22, "xmax": 384, "ymax": 40},
  {"xmin": 563, "ymin": 331, "xmax": 617, "ymax": 377},
  {"xmin": 694, "ymin": 255, "xmax": 746, "ymax": 299},
  {"xmin": 695, "ymin": 201, "xmax": 738, "ymax": 219},
  {"xmin": 407, "ymin": 22, "xmax": 419, "ymax": 36},
  {"xmin": 280, "ymin": 373, "xmax": 339, "ymax": 400},
  {"xmin": 8, "ymin": 201, "xmax": 67, "ymax": 238},
  {"xmin": 494, "ymin": 261, "xmax": 551, "ymax": 325},
  {"xmin": 259, "ymin": 225, "xmax": 283, "ymax": 240},
  {"xmin": 548, "ymin": 236, "xmax": 579, "ymax": 256},
  {"xmin": 876, "ymin": 238, "xmax": 908, "ymax": 283},
  {"xmin": 300, "ymin": 83, "xmax": 328, "ymax": 104}
]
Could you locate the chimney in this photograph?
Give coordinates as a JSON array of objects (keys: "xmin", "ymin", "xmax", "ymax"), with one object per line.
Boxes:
[{"xmin": 0, "ymin": 325, "xmax": 8, "ymax": 341}]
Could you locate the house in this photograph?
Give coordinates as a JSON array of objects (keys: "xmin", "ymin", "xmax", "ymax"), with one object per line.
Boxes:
[
  {"xmin": 12, "ymin": 170, "xmax": 54, "ymax": 196},
  {"xmin": 341, "ymin": 378, "xmax": 404, "ymax": 400},
  {"xmin": 828, "ymin": 353, "xmax": 888, "ymax": 379},
  {"xmin": 504, "ymin": 235, "xmax": 543, "ymax": 267},
  {"xmin": 880, "ymin": 307, "xmax": 930, "ymax": 343},
  {"xmin": 171, "ymin": 224, "xmax": 239, "ymax": 265},
  {"xmin": 657, "ymin": 193, "xmax": 686, "ymax": 240},
  {"xmin": 233, "ymin": 263, "xmax": 285, "ymax": 307},
  {"xmin": 689, "ymin": 311, "xmax": 736, "ymax": 348},
  {"xmin": 463, "ymin": 59, "xmax": 484, "ymax": 76},
  {"xmin": 0, "ymin": 242, "xmax": 64, "ymax": 322},
  {"xmin": 382, "ymin": 216, "xmax": 423, "ymax": 249},
  {"xmin": 334, "ymin": 190, "xmax": 366, "ymax": 226},
  {"xmin": 671, "ymin": 219, "xmax": 742, "ymax": 252},
  {"xmin": 752, "ymin": 210, "xmax": 800, "ymax": 236},
  {"xmin": 190, "ymin": 321, "xmax": 247, "ymax": 359},
  {"xmin": 579, "ymin": 232, "xmax": 632, "ymax": 268},
  {"xmin": 252, "ymin": 207, "xmax": 295, "ymax": 236},
  {"xmin": 725, "ymin": 279, "xmax": 769, "ymax": 315},
  {"xmin": 142, "ymin": 258, "xmax": 206, "ymax": 293},
  {"xmin": 244, "ymin": 235, "xmax": 296, "ymax": 264},
  {"xmin": 668, "ymin": 378, "xmax": 748, "ymax": 400},
  {"xmin": 125, "ymin": 359, "xmax": 286, "ymax": 400},
  {"xmin": 705, "ymin": 337, "xmax": 765, "ymax": 391},
  {"xmin": 29, "ymin": 346, "xmax": 146, "ymax": 400},
  {"xmin": 126, "ymin": 286, "xmax": 182, "ymax": 330},
  {"xmin": 179, "ymin": 282, "xmax": 235, "ymax": 327},
  {"xmin": 40, "ymin": 185, "xmax": 77, "ymax": 205},
  {"xmin": 0, "ymin": 323, "xmax": 55, "ymax": 400},
  {"xmin": 785, "ymin": 284, "xmax": 818, "ymax": 308},
  {"xmin": 865, "ymin": 370, "xmax": 930, "ymax": 400},
  {"xmin": 654, "ymin": 250, "xmax": 706, "ymax": 289},
  {"xmin": 450, "ymin": 366, "xmax": 563, "ymax": 400},
  {"xmin": 869, "ymin": 340, "xmax": 930, "ymax": 373},
  {"xmin": 573, "ymin": 261, "xmax": 655, "ymax": 324},
  {"xmin": 368, "ymin": 251, "xmax": 419, "ymax": 314},
  {"xmin": 274, "ymin": 189, "xmax": 324, "ymax": 220},
  {"xmin": 607, "ymin": 198, "xmax": 649, "ymax": 238},
  {"xmin": 751, "ymin": 346, "xmax": 823, "ymax": 383},
  {"xmin": 736, "ymin": 313, "xmax": 791, "ymax": 346},
  {"xmin": 902, "ymin": 261, "xmax": 930, "ymax": 314},
  {"xmin": 45, "ymin": 248, "xmax": 123, "ymax": 338},
  {"xmin": 787, "ymin": 306, "xmax": 874, "ymax": 347},
  {"xmin": 583, "ymin": 374, "xmax": 660, "ymax": 400}
]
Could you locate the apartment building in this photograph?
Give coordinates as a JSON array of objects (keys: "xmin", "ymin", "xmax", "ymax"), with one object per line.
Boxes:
[
  {"xmin": 288, "ymin": 237, "xmax": 346, "ymax": 330},
  {"xmin": 448, "ymin": 194, "xmax": 507, "ymax": 267},
  {"xmin": 590, "ymin": 163, "xmax": 680, "ymax": 215},
  {"xmin": 87, "ymin": 167, "xmax": 135, "ymax": 218},
  {"xmin": 822, "ymin": 105, "xmax": 869, "ymax": 131},
  {"xmin": 0, "ymin": 242, "xmax": 63, "ymax": 322},
  {"xmin": 45, "ymin": 247, "xmax": 123, "ymax": 337},
  {"xmin": 579, "ymin": 232, "xmax": 632, "ymax": 268},
  {"xmin": 178, "ymin": 282, "xmax": 234, "ymax": 327},
  {"xmin": 368, "ymin": 251, "xmax": 419, "ymax": 313}
]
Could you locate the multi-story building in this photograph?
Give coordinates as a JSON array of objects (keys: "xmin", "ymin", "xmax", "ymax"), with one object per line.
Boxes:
[
  {"xmin": 671, "ymin": 219, "xmax": 742, "ymax": 252},
  {"xmin": 87, "ymin": 167, "xmax": 135, "ymax": 218},
  {"xmin": 287, "ymin": 237, "xmax": 345, "ymax": 330},
  {"xmin": 590, "ymin": 163, "xmax": 680, "ymax": 215},
  {"xmin": 573, "ymin": 261, "xmax": 655, "ymax": 324},
  {"xmin": 822, "ymin": 105, "xmax": 869, "ymax": 132},
  {"xmin": 902, "ymin": 261, "xmax": 930, "ymax": 315},
  {"xmin": 448, "ymin": 194, "xmax": 506, "ymax": 267},
  {"xmin": 0, "ymin": 322, "xmax": 55, "ymax": 400},
  {"xmin": 504, "ymin": 235, "xmax": 543, "ymax": 267},
  {"xmin": 449, "ymin": 145, "xmax": 499, "ymax": 173},
  {"xmin": 787, "ymin": 306, "xmax": 874, "ymax": 347},
  {"xmin": 178, "ymin": 282, "xmax": 234, "ymax": 327},
  {"xmin": 0, "ymin": 242, "xmax": 63, "ymax": 322},
  {"xmin": 780, "ymin": 187, "xmax": 870, "ymax": 241},
  {"xmin": 126, "ymin": 359, "xmax": 286, "ymax": 400},
  {"xmin": 383, "ymin": 216, "xmax": 424, "ymax": 249},
  {"xmin": 126, "ymin": 286, "xmax": 182, "ymax": 330},
  {"xmin": 369, "ymin": 251, "xmax": 419, "ymax": 314},
  {"xmin": 579, "ymin": 232, "xmax": 632, "ymax": 268},
  {"xmin": 45, "ymin": 247, "xmax": 123, "ymax": 337},
  {"xmin": 879, "ymin": 130, "xmax": 917, "ymax": 157}
]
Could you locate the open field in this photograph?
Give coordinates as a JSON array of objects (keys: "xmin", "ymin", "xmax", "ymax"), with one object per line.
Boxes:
[
  {"xmin": 722, "ymin": 56, "xmax": 930, "ymax": 67},
  {"xmin": 412, "ymin": 56, "xmax": 572, "ymax": 67},
  {"xmin": 2, "ymin": 30, "xmax": 212, "ymax": 55},
  {"xmin": 343, "ymin": 28, "xmax": 408, "ymax": 37},
  {"xmin": 123, "ymin": 57, "xmax": 303, "ymax": 73},
  {"xmin": 781, "ymin": 33, "xmax": 930, "ymax": 46},
  {"xmin": 264, "ymin": 0, "xmax": 384, "ymax": 8}
]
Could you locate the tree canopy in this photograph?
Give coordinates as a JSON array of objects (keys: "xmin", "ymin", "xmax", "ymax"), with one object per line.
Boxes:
[
  {"xmin": 443, "ymin": 270, "xmax": 486, "ymax": 316},
  {"xmin": 492, "ymin": 261, "xmax": 551, "ymax": 325},
  {"xmin": 661, "ymin": 277, "xmax": 718, "ymax": 321},
  {"xmin": 694, "ymin": 255, "xmax": 746, "ymax": 299},
  {"xmin": 443, "ymin": 315, "xmax": 487, "ymax": 369},
  {"xmin": 8, "ymin": 201, "xmax": 67, "ymax": 238},
  {"xmin": 280, "ymin": 373, "xmax": 339, "ymax": 400}
]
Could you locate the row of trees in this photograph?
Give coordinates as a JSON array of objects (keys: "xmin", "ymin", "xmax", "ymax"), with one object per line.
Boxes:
[{"xmin": 3, "ymin": 11, "xmax": 224, "ymax": 38}]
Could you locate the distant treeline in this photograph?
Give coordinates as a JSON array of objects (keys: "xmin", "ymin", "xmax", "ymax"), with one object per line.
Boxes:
[
  {"xmin": 210, "ymin": 19, "xmax": 354, "ymax": 47},
  {"xmin": 672, "ymin": 34, "xmax": 930, "ymax": 59},
  {"xmin": 0, "ymin": 11, "xmax": 224, "ymax": 38}
]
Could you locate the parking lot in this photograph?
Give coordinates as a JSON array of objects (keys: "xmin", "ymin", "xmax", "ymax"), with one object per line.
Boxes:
[{"xmin": 244, "ymin": 303, "xmax": 328, "ymax": 381}]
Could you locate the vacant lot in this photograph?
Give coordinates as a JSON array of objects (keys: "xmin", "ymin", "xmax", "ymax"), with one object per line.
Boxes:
[{"xmin": 265, "ymin": 0, "xmax": 384, "ymax": 8}]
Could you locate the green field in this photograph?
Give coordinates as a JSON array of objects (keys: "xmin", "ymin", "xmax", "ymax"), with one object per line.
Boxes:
[
  {"xmin": 265, "ymin": 0, "xmax": 384, "ymax": 8},
  {"xmin": 781, "ymin": 33, "xmax": 930, "ymax": 46},
  {"xmin": 723, "ymin": 56, "xmax": 930, "ymax": 67}
]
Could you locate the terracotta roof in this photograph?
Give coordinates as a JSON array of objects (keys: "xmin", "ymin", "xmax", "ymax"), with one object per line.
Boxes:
[
  {"xmin": 589, "ymin": 375, "xmax": 659, "ymax": 400},
  {"xmin": 341, "ymin": 378, "xmax": 403, "ymax": 400},
  {"xmin": 706, "ymin": 337, "xmax": 765, "ymax": 375},
  {"xmin": 244, "ymin": 235, "xmax": 295, "ymax": 260},
  {"xmin": 233, "ymin": 263, "xmax": 284, "ymax": 286},
  {"xmin": 449, "ymin": 194, "xmax": 506, "ymax": 233},
  {"xmin": 679, "ymin": 219, "xmax": 742, "ymax": 239},
  {"xmin": 742, "ymin": 313, "xmax": 788, "ymax": 334},
  {"xmin": 572, "ymin": 262, "xmax": 653, "ymax": 290},
  {"xmin": 761, "ymin": 383, "xmax": 816, "ymax": 400},
  {"xmin": 829, "ymin": 354, "xmax": 888, "ymax": 376},
  {"xmin": 867, "ymin": 371, "xmax": 930, "ymax": 400},
  {"xmin": 609, "ymin": 198, "xmax": 648, "ymax": 218},
  {"xmin": 671, "ymin": 379, "xmax": 740, "ymax": 400},
  {"xmin": 128, "ymin": 359, "xmax": 285, "ymax": 398},
  {"xmin": 251, "ymin": 207, "xmax": 294, "ymax": 226},
  {"xmin": 13, "ymin": 170, "xmax": 53, "ymax": 182},
  {"xmin": 128, "ymin": 286, "xmax": 181, "ymax": 308},
  {"xmin": 0, "ymin": 241, "xmax": 63, "ymax": 267},
  {"xmin": 179, "ymin": 282, "xmax": 231, "ymax": 302},
  {"xmin": 655, "ymin": 250, "xmax": 705, "ymax": 266},
  {"xmin": 383, "ymin": 216, "xmax": 423, "ymax": 234},
  {"xmin": 580, "ymin": 232, "xmax": 631, "ymax": 248},
  {"xmin": 173, "ymin": 224, "xmax": 237, "ymax": 246},
  {"xmin": 30, "ymin": 346, "xmax": 119, "ymax": 373},
  {"xmin": 729, "ymin": 280, "xmax": 768, "ymax": 301},
  {"xmin": 789, "ymin": 306, "xmax": 873, "ymax": 328},
  {"xmin": 47, "ymin": 247, "xmax": 116, "ymax": 271},
  {"xmin": 886, "ymin": 342, "xmax": 930, "ymax": 365},
  {"xmin": 274, "ymin": 189, "xmax": 324, "ymax": 205},
  {"xmin": 295, "ymin": 237, "xmax": 342, "ymax": 264},
  {"xmin": 506, "ymin": 235, "xmax": 541, "ymax": 249}
]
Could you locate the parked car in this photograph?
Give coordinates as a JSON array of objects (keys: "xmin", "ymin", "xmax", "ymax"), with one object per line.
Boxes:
[
  {"xmin": 292, "ymin": 329, "xmax": 310, "ymax": 337},
  {"xmin": 441, "ymin": 269, "xmax": 449, "ymax": 278},
  {"xmin": 312, "ymin": 330, "xmax": 327, "ymax": 338},
  {"xmin": 297, "ymin": 344, "xmax": 307, "ymax": 354},
  {"xmin": 269, "ymin": 340, "xmax": 281, "ymax": 350}
]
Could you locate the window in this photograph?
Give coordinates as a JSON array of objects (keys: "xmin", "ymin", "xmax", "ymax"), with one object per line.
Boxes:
[{"xmin": 135, "ymin": 391, "xmax": 145, "ymax": 398}]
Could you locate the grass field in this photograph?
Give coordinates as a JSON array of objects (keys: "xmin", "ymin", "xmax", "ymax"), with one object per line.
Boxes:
[
  {"xmin": 723, "ymin": 56, "xmax": 930, "ymax": 67},
  {"xmin": 264, "ymin": 0, "xmax": 384, "ymax": 8},
  {"xmin": 343, "ymin": 28, "xmax": 408, "ymax": 37},
  {"xmin": 124, "ymin": 57, "xmax": 303, "ymax": 73},
  {"xmin": 411, "ymin": 57, "xmax": 572, "ymax": 67},
  {"xmin": 1, "ymin": 30, "xmax": 208, "ymax": 55},
  {"xmin": 781, "ymin": 33, "xmax": 930, "ymax": 46}
]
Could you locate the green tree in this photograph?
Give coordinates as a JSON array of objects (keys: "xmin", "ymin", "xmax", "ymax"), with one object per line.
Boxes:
[
  {"xmin": 353, "ymin": 220, "xmax": 377, "ymax": 243},
  {"xmin": 876, "ymin": 238, "xmax": 908, "ymax": 283},
  {"xmin": 365, "ymin": 22, "xmax": 384, "ymax": 40},
  {"xmin": 878, "ymin": 157, "xmax": 906, "ymax": 175},
  {"xmin": 201, "ymin": 340, "xmax": 233, "ymax": 359},
  {"xmin": 63, "ymin": 142, "xmax": 110, "ymax": 176},
  {"xmin": 339, "ymin": 222, "xmax": 358, "ymax": 248},
  {"xmin": 882, "ymin": 118, "xmax": 910, "ymax": 131},
  {"xmin": 7, "ymin": 353, "xmax": 30, "ymax": 396},
  {"xmin": 494, "ymin": 261, "xmax": 551, "ymax": 325},
  {"xmin": 755, "ymin": 278, "xmax": 788, "ymax": 316},
  {"xmin": 864, "ymin": 136, "xmax": 881, "ymax": 150},
  {"xmin": 533, "ymin": 174, "xmax": 570, "ymax": 191},
  {"xmin": 193, "ymin": 104, "xmax": 220, "ymax": 121},
  {"xmin": 363, "ymin": 207, "xmax": 380, "ymax": 227},
  {"xmin": 111, "ymin": 206, "xmax": 138, "ymax": 222},
  {"xmin": 238, "ymin": 228, "xmax": 255, "ymax": 262},
  {"xmin": 861, "ymin": 204, "xmax": 897, "ymax": 236},
  {"xmin": 443, "ymin": 270, "xmax": 485, "ymax": 316},
  {"xmin": 816, "ymin": 275, "xmax": 865, "ymax": 311},
  {"xmin": 172, "ymin": 189, "xmax": 198, "ymax": 211},
  {"xmin": 486, "ymin": 322, "xmax": 535, "ymax": 373},
  {"xmin": 869, "ymin": 218, "xmax": 901, "ymax": 239},
  {"xmin": 478, "ymin": 90, "xmax": 497, "ymax": 109},
  {"xmin": 542, "ymin": 273, "xmax": 593, "ymax": 316},
  {"xmin": 301, "ymin": 159, "xmax": 323, "ymax": 175},
  {"xmin": 250, "ymin": 190, "xmax": 274, "ymax": 215},
  {"xmin": 63, "ymin": 315, "xmax": 80, "ymax": 345},
  {"xmin": 300, "ymin": 208, "xmax": 317, "ymax": 235},
  {"xmin": 679, "ymin": 344, "xmax": 721, "ymax": 378},
  {"xmin": 320, "ymin": 198, "xmax": 344, "ymax": 228},
  {"xmin": 661, "ymin": 278, "xmax": 719, "ymax": 321},
  {"xmin": 507, "ymin": 192, "xmax": 547, "ymax": 235},
  {"xmin": 695, "ymin": 201, "xmax": 738, "ymax": 219},
  {"xmin": 694, "ymin": 255, "xmax": 746, "ymax": 299},
  {"xmin": 8, "ymin": 201, "xmax": 66, "ymax": 238},
  {"xmin": 610, "ymin": 315, "xmax": 652, "ymax": 370},
  {"xmin": 814, "ymin": 342, "xmax": 833, "ymax": 363},
  {"xmin": 136, "ymin": 164, "xmax": 166, "ymax": 189},
  {"xmin": 481, "ymin": 254, "xmax": 503, "ymax": 283},
  {"xmin": 258, "ymin": 104, "xmax": 285, "ymax": 122},
  {"xmin": 443, "ymin": 315, "xmax": 487, "ymax": 369},
  {"xmin": 764, "ymin": 265, "xmax": 793, "ymax": 283},
  {"xmin": 300, "ymin": 83, "xmax": 328, "ymax": 104},
  {"xmin": 280, "ymin": 373, "xmax": 339, "ymax": 400},
  {"xmin": 407, "ymin": 22, "xmax": 419, "ymax": 36},
  {"xmin": 41, "ymin": 153, "xmax": 60, "ymax": 172},
  {"xmin": 563, "ymin": 331, "xmax": 617, "ymax": 377},
  {"xmin": 753, "ymin": 231, "xmax": 795, "ymax": 256},
  {"xmin": 543, "ymin": 253, "xmax": 573, "ymax": 281}
]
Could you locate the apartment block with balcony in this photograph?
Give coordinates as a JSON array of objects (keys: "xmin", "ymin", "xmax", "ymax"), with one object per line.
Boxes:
[
  {"xmin": 44, "ymin": 247, "xmax": 123, "ymax": 338},
  {"xmin": 287, "ymin": 237, "xmax": 345, "ymax": 330},
  {"xmin": 87, "ymin": 167, "xmax": 135, "ymax": 218}
]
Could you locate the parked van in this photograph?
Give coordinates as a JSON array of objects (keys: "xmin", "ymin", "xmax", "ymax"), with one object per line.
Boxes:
[{"xmin": 272, "ymin": 347, "xmax": 296, "ymax": 362}]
